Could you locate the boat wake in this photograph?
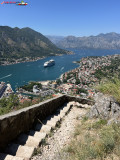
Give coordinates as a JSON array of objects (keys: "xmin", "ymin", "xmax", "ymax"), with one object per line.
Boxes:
[
  {"xmin": 60, "ymin": 67, "xmax": 64, "ymax": 71},
  {"xmin": 0, "ymin": 74, "xmax": 12, "ymax": 80}
]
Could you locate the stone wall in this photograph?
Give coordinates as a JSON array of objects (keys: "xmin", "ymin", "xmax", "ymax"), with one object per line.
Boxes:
[
  {"xmin": 0, "ymin": 95, "xmax": 67, "ymax": 150},
  {"xmin": 66, "ymin": 95, "xmax": 95, "ymax": 105},
  {"xmin": 0, "ymin": 95, "xmax": 94, "ymax": 150}
]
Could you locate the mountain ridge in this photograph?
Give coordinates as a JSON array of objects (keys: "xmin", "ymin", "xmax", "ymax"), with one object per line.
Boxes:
[
  {"xmin": 47, "ymin": 32, "xmax": 120, "ymax": 50},
  {"xmin": 0, "ymin": 26, "xmax": 70, "ymax": 61}
]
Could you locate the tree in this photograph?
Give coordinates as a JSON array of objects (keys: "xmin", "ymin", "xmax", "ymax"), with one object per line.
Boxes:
[
  {"xmin": 63, "ymin": 79, "xmax": 67, "ymax": 83},
  {"xmin": 56, "ymin": 79, "xmax": 61, "ymax": 85},
  {"xmin": 75, "ymin": 79, "xmax": 80, "ymax": 85},
  {"xmin": 8, "ymin": 94, "xmax": 19, "ymax": 108},
  {"xmin": 0, "ymin": 98, "xmax": 8, "ymax": 108},
  {"xmin": 78, "ymin": 88, "xmax": 88, "ymax": 94},
  {"xmin": 21, "ymin": 82, "xmax": 42, "ymax": 91}
]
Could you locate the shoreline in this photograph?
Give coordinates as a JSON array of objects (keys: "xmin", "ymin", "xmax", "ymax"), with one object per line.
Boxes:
[
  {"xmin": 72, "ymin": 61, "xmax": 79, "ymax": 64},
  {"xmin": 0, "ymin": 52, "xmax": 74, "ymax": 67},
  {"xmin": 1, "ymin": 57, "xmax": 45, "ymax": 66}
]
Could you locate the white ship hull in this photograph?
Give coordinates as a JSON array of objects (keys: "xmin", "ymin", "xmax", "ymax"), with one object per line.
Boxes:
[{"xmin": 44, "ymin": 59, "xmax": 55, "ymax": 67}]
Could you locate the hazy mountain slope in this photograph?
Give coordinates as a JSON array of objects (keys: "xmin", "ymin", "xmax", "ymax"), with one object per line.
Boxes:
[
  {"xmin": 55, "ymin": 32, "xmax": 120, "ymax": 49},
  {"xmin": 45, "ymin": 35, "xmax": 64, "ymax": 44},
  {"xmin": 0, "ymin": 26, "xmax": 69, "ymax": 60}
]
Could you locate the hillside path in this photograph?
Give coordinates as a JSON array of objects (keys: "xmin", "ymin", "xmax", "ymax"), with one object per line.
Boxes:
[{"xmin": 32, "ymin": 104, "xmax": 88, "ymax": 160}]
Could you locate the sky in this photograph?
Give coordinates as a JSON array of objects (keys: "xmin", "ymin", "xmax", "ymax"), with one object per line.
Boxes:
[{"xmin": 0, "ymin": 0, "xmax": 120, "ymax": 36}]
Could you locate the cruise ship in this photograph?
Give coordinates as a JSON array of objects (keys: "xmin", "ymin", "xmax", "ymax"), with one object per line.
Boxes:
[{"xmin": 44, "ymin": 59, "xmax": 55, "ymax": 67}]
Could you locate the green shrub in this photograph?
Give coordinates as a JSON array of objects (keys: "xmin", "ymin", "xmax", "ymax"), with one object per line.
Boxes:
[{"xmin": 92, "ymin": 119, "xmax": 107, "ymax": 129}]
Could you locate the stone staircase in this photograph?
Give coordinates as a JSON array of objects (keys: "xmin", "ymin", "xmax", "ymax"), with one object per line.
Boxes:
[{"xmin": 0, "ymin": 101, "xmax": 74, "ymax": 160}]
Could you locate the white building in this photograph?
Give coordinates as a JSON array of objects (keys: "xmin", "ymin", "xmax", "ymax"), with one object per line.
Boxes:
[{"xmin": 33, "ymin": 85, "xmax": 39, "ymax": 93}]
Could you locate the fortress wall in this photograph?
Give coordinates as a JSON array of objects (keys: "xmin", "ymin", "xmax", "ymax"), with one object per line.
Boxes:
[
  {"xmin": 0, "ymin": 95, "xmax": 67, "ymax": 149},
  {"xmin": 0, "ymin": 95, "xmax": 94, "ymax": 150}
]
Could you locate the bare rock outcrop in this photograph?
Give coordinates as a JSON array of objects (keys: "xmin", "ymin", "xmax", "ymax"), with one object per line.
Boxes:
[{"xmin": 88, "ymin": 93, "xmax": 120, "ymax": 123}]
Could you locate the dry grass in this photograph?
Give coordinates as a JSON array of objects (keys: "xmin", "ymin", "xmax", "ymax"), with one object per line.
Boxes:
[
  {"xmin": 62, "ymin": 118, "xmax": 120, "ymax": 160},
  {"xmin": 96, "ymin": 78, "xmax": 120, "ymax": 103}
]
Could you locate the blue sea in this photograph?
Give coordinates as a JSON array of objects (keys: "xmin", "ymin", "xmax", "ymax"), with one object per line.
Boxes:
[{"xmin": 0, "ymin": 48, "xmax": 120, "ymax": 91}]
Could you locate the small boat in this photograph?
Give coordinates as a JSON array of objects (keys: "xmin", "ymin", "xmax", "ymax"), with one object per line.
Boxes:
[{"xmin": 44, "ymin": 59, "xmax": 55, "ymax": 67}]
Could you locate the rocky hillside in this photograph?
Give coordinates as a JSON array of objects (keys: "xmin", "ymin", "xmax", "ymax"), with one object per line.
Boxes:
[
  {"xmin": 55, "ymin": 32, "xmax": 120, "ymax": 49},
  {"xmin": 88, "ymin": 93, "xmax": 118, "ymax": 119},
  {"xmin": 0, "ymin": 26, "xmax": 69, "ymax": 60}
]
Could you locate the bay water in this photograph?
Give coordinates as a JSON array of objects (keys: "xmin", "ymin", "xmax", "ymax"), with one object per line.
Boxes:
[{"xmin": 0, "ymin": 49, "xmax": 120, "ymax": 91}]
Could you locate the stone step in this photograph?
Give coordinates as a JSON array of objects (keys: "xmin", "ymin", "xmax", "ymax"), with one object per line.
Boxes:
[
  {"xmin": 60, "ymin": 108, "xmax": 67, "ymax": 114},
  {"xmin": 62, "ymin": 106, "xmax": 70, "ymax": 113},
  {"xmin": 57, "ymin": 107, "xmax": 65, "ymax": 113},
  {"xmin": 56, "ymin": 103, "xmax": 72, "ymax": 119},
  {"xmin": 16, "ymin": 134, "xmax": 40, "ymax": 148},
  {"xmin": 47, "ymin": 114, "xmax": 61, "ymax": 122},
  {"xmin": 53, "ymin": 115, "xmax": 61, "ymax": 121},
  {"xmin": 67, "ymin": 102, "xmax": 73, "ymax": 107},
  {"xmin": 5, "ymin": 143, "xmax": 35, "ymax": 159},
  {"xmin": 74, "ymin": 102, "xmax": 91, "ymax": 109},
  {"xmin": 0, "ymin": 153, "xmax": 13, "ymax": 160},
  {"xmin": 68, "ymin": 101, "xmax": 75, "ymax": 105},
  {"xmin": 0, "ymin": 153, "xmax": 24, "ymax": 160},
  {"xmin": 40, "ymin": 125, "xmax": 52, "ymax": 133},
  {"xmin": 43, "ymin": 120, "xmax": 58, "ymax": 129},
  {"xmin": 0, "ymin": 102, "xmax": 76, "ymax": 160},
  {"xmin": 58, "ymin": 104, "xmax": 71, "ymax": 113},
  {"xmin": 35, "ymin": 123, "xmax": 52, "ymax": 133},
  {"xmin": 59, "ymin": 111, "xmax": 66, "ymax": 118},
  {"xmin": 29, "ymin": 130, "xmax": 46, "ymax": 140}
]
